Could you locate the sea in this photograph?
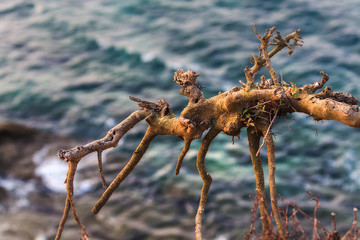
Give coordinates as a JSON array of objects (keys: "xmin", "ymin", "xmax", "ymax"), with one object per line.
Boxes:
[{"xmin": 0, "ymin": 0, "xmax": 360, "ymax": 239}]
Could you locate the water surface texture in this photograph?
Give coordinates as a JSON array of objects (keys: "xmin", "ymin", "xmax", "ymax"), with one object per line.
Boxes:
[{"xmin": 0, "ymin": 0, "xmax": 360, "ymax": 239}]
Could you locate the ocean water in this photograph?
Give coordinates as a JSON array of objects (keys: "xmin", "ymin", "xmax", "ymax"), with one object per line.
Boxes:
[{"xmin": 0, "ymin": 0, "xmax": 360, "ymax": 239}]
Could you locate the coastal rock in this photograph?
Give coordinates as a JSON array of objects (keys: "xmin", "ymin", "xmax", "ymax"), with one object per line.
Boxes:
[
  {"xmin": 0, "ymin": 121, "xmax": 77, "ymax": 239},
  {"xmin": 0, "ymin": 122, "xmax": 51, "ymax": 180}
]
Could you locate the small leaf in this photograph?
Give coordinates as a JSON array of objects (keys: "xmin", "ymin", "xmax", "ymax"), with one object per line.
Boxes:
[{"xmin": 292, "ymin": 93, "xmax": 299, "ymax": 97}]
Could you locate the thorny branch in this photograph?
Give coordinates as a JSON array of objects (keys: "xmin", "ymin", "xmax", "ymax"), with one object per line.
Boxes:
[{"xmin": 55, "ymin": 26, "xmax": 360, "ymax": 240}]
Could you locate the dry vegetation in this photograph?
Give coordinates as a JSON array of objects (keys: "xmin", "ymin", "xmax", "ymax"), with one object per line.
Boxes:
[{"xmin": 245, "ymin": 191, "xmax": 359, "ymax": 240}]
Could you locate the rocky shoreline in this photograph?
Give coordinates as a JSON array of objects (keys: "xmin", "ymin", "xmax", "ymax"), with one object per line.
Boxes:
[
  {"xmin": 0, "ymin": 121, "xmax": 74, "ymax": 239},
  {"xmin": 0, "ymin": 121, "xmax": 63, "ymax": 180}
]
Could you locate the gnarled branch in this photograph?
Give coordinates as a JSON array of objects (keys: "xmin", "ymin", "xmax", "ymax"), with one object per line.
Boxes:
[{"xmin": 55, "ymin": 26, "xmax": 359, "ymax": 240}]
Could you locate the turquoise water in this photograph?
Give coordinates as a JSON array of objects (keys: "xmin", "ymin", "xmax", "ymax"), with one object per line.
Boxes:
[{"xmin": 0, "ymin": 0, "xmax": 360, "ymax": 238}]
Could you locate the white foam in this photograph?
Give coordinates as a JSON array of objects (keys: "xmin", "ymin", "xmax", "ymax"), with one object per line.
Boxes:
[
  {"xmin": 32, "ymin": 145, "xmax": 98, "ymax": 194},
  {"xmin": 0, "ymin": 177, "xmax": 35, "ymax": 209},
  {"xmin": 33, "ymin": 145, "xmax": 67, "ymax": 193}
]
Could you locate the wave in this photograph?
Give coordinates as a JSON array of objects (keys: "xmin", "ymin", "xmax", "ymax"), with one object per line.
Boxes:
[{"xmin": 0, "ymin": 2, "xmax": 34, "ymax": 16}]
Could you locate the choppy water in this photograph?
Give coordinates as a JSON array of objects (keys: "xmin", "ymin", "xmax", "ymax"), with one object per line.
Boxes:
[{"xmin": 0, "ymin": 0, "xmax": 360, "ymax": 239}]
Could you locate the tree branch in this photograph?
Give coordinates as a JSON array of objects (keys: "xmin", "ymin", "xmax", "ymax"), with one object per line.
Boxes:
[
  {"xmin": 256, "ymin": 108, "xmax": 279, "ymax": 156},
  {"xmin": 175, "ymin": 139, "xmax": 191, "ymax": 175},
  {"xmin": 252, "ymin": 25, "xmax": 280, "ymax": 86},
  {"xmin": 293, "ymin": 93, "xmax": 360, "ymax": 127},
  {"xmin": 247, "ymin": 127, "xmax": 271, "ymax": 236},
  {"xmin": 55, "ymin": 161, "xmax": 89, "ymax": 240},
  {"xmin": 263, "ymin": 127, "xmax": 285, "ymax": 239},
  {"xmin": 244, "ymin": 26, "xmax": 302, "ymax": 87},
  {"xmin": 57, "ymin": 109, "xmax": 151, "ymax": 162},
  {"xmin": 55, "ymin": 197, "xmax": 70, "ymax": 240},
  {"xmin": 195, "ymin": 127, "xmax": 220, "ymax": 240},
  {"xmin": 92, "ymin": 128, "xmax": 157, "ymax": 214},
  {"xmin": 97, "ymin": 150, "xmax": 107, "ymax": 189}
]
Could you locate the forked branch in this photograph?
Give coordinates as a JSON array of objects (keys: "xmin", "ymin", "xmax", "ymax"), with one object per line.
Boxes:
[
  {"xmin": 57, "ymin": 109, "xmax": 151, "ymax": 162},
  {"xmin": 55, "ymin": 161, "xmax": 88, "ymax": 240},
  {"xmin": 92, "ymin": 128, "xmax": 156, "ymax": 214}
]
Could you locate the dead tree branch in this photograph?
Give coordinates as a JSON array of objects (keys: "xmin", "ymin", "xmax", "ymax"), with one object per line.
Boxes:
[
  {"xmin": 92, "ymin": 128, "xmax": 157, "ymax": 214},
  {"xmin": 55, "ymin": 26, "xmax": 360, "ymax": 240}
]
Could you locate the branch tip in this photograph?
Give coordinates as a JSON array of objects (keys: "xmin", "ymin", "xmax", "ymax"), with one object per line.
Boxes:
[
  {"xmin": 175, "ymin": 140, "xmax": 191, "ymax": 175},
  {"xmin": 97, "ymin": 150, "xmax": 107, "ymax": 189},
  {"xmin": 129, "ymin": 96, "xmax": 173, "ymax": 116}
]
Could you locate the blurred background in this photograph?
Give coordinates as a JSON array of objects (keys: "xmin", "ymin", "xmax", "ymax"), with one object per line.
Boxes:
[{"xmin": 0, "ymin": 0, "xmax": 360, "ymax": 239}]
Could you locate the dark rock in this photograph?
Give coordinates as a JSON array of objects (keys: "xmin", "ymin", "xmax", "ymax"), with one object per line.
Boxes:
[
  {"xmin": 0, "ymin": 122, "xmax": 56, "ymax": 180},
  {"xmin": 0, "ymin": 186, "xmax": 7, "ymax": 201}
]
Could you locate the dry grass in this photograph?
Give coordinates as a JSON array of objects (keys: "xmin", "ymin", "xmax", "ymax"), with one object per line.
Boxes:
[{"xmin": 245, "ymin": 191, "xmax": 359, "ymax": 240}]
